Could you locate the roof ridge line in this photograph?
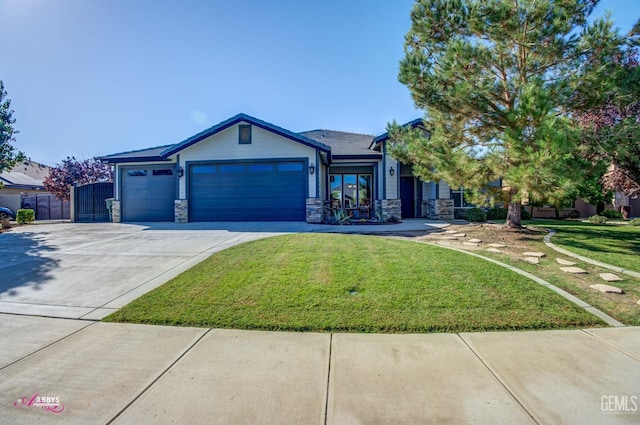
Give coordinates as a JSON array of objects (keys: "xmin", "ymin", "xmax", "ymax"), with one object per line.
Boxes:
[{"xmin": 300, "ymin": 129, "xmax": 376, "ymax": 138}]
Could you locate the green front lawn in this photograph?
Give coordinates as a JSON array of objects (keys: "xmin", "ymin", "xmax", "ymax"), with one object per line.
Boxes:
[
  {"xmin": 529, "ymin": 220, "xmax": 640, "ymax": 272},
  {"xmin": 104, "ymin": 234, "xmax": 603, "ymax": 333}
]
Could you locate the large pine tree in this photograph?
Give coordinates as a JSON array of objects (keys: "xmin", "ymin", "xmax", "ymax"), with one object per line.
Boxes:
[{"xmin": 389, "ymin": 0, "xmax": 627, "ymax": 227}]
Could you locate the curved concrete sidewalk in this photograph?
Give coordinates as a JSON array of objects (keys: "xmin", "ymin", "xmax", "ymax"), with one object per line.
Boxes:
[
  {"xmin": 1, "ymin": 315, "xmax": 639, "ymax": 425},
  {"xmin": 543, "ymin": 228, "xmax": 640, "ymax": 279}
]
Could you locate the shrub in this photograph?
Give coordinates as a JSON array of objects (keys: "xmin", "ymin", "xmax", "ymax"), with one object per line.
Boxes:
[
  {"xmin": 601, "ymin": 209, "xmax": 623, "ymax": 219},
  {"xmin": 630, "ymin": 218, "xmax": 640, "ymax": 226},
  {"xmin": 521, "ymin": 209, "xmax": 531, "ymax": 220},
  {"xmin": 465, "ymin": 208, "xmax": 487, "ymax": 222},
  {"xmin": 326, "ymin": 208, "xmax": 350, "ymax": 225},
  {"xmin": 587, "ymin": 215, "xmax": 608, "ymax": 224},
  {"xmin": 17, "ymin": 209, "xmax": 35, "ymax": 224},
  {"xmin": 487, "ymin": 207, "xmax": 508, "ymax": 220},
  {"xmin": 454, "ymin": 208, "xmax": 467, "ymax": 219}
]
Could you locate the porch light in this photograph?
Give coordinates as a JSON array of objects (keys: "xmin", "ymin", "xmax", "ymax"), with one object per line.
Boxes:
[
  {"xmin": 177, "ymin": 166, "xmax": 184, "ymax": 178},
  {"xmin": 389, "ymin": 166, "xmax": 395, "ymax": 176},
  {"xmin": 309, "ymin": 164, "xmax": 315, "ymax": 175}
]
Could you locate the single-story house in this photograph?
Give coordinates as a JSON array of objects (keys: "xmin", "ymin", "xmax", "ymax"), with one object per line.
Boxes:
[
  {"xmin": 100, "ymin": 112, "xmax": 638, "ymax": 223},
  {"xmin": 100, "ymin": 113, "xmax": 458, "ymax": 223},
  {"xmin": 0, "ymin": 160, "xmax": 51, "ymax": 195},
  {"xmin": 0, "ymin": 160, "xmax": 52, "ymax": 214}
]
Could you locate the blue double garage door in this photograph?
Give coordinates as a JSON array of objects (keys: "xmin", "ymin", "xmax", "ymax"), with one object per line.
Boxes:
[{"xmin": 188, "ymin": 160, "xmax": 307, "ymax": 221}]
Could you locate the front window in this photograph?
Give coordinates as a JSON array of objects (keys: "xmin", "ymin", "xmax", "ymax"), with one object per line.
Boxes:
[
  {"xmin": 451, "ymin": 187, "xmax": 474, "ymax": 208},
  {"xmin": 330, "ymin": 173, "xmax": 372, "ymax": 215}
]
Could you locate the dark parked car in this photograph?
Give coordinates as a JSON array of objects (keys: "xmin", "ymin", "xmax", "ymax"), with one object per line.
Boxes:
[{"xmin": 0, "ymin": 206, "xmax": 15, "ymax": 220}]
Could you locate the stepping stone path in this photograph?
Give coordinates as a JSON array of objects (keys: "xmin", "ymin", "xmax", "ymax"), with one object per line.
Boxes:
[
  {"xmin": 453, "ymin": 233, "xmax": 466, "ymax": 237},
  {"xmin": 486, "ymin": 248, "xmax": 501, "ymax": 253},
  {"xmin": 556, "ymin": 258, "xmax": 577, "ymax": 266},
  {"xmin": 440, "ymin": 236, "xmax": 458, "ymax": 240},
  {"xmin": 463, "ymin": 242, "xmax": 480, "ymax": 247},
  {"xmin": 444, "ymin": 230, "xmax": 458, "ymax": 234},
  {"xmin": 560, "ymin": 266, "xmax": 588, "ymax": 274},
  {"xmin": 523, "ymin": 252, "xmax": 546, "ymax": 258},
  {"xmin": 488, "ymin": 243, "xmax": 506, "ymax": 248},
  {"xmin": 599, "ymin": 273, "xmax": 623, "ymax": 282},
  {"xmin": 523, "ymin": 257, "xmax": 540, "ymax": 264},
  {"xmin": 467, "ymin": 238, "xmax": 482, "ymax": 243},
  {"xmin": 589, "ymin": 284, "xmax": 624, "ymax": 294}
]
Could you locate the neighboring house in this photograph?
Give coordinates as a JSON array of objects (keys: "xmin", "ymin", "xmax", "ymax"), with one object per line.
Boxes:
[
  {"xmin": 0, "ymin": 161, "xmax": 52, "ymax": 214},
  {"xmin": 0, "ymin": 160, "xmax": 51, "ymax": 195},
  {"xmin": 100, "ymin": 113, "xmax": 458, "ymax": 223}
]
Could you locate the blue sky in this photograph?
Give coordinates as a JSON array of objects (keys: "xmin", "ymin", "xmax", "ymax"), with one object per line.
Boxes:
[{"xmin": 0, "ymin": 0, "xmax": 637, "ymax": 165}]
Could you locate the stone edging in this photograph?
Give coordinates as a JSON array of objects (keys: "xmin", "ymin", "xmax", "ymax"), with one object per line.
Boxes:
[
  {"xmin": 416, "ymin": 240, "xmax": 625, "ymax": 328},
  {"xmin": 543, "ymin": 229, "xmax": 640, "ymax": 280}
]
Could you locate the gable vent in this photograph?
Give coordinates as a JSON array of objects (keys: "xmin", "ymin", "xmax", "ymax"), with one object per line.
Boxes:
[{"xmin": 239, "ymin": 125, "xmax": 252, "ymax": 144}]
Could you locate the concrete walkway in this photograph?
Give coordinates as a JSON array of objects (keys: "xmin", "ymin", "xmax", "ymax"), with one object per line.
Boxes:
[{"xmin": 1, "ymin": 315, "xmax": 639, "ymax": 424}]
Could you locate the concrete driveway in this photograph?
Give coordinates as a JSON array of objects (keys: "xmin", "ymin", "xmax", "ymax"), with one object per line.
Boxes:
[
  {"xmin": 0, "ymin": 220, "xmax": 447, "ymax": 320},
  {"xmin": 0, "ymin": 222, "xmax": 288, "ymax": 319}
]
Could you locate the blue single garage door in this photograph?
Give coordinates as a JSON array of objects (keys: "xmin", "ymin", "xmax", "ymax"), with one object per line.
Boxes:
[
  {"xmin": 122, "ymin": 166, "xmax": 176, "ymax": 221},
  {"xmin": 189, "ymin": 161, "xmax": 307, "ymax": 221}
]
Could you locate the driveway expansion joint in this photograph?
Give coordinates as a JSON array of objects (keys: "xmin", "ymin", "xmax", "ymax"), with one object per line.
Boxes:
[{"xmin": 0, "ymin": 319, "xmax": 96, "ymax": 372}]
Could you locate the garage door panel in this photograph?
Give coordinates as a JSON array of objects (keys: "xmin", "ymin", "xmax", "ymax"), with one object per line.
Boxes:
[
  {"xmin": 189, "ymin": 161, "xmax": 306, "ymax": 221},
  {"xmin": 122, "ymin": 166, "xmax": 176, "ymax": 222}
]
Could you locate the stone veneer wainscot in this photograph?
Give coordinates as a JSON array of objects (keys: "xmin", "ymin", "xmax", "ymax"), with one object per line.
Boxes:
[
  {"xmin": 306, "ymin": 198, "xmax": 323, "ymax": 223},
  {"xmin": 174, "ymin": 200, "xmax": 188, "ymax": 223}
]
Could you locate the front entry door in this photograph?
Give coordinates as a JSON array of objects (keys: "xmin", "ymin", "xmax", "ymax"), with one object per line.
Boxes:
[{"xmin": 400, "ymin": 177, "xmax": 415, "ymax": 218}]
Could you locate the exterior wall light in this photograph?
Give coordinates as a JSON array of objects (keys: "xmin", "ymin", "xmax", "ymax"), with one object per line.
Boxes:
[
  {"xmin": 389, "ymin": 166, "xmax": 395, "ymax": 176},
  {"xmin": 309, "ymin": 164, "xmax": 315, "ymax": 175},
  {"xmin": 177, "ymin": 166, "xmax": 184, "ymax": 178}
]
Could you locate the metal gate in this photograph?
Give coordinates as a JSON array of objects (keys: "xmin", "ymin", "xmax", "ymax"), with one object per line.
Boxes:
[
  {"xmin": 74, "ymin": 182, "xmax": 114, "ymax": 222},
  {"xmin": 21, "ymin": 194, "xmax": 71, "ymax": 220}
]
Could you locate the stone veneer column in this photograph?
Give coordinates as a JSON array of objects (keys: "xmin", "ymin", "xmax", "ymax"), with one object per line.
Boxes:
[
  {"xmin": 425, "ymin": 199, "xmax": 454, "ymax": 220},
  {"xmin": 421, "ymin": 201, "xmax": 429, "ymax": 218},
  {"xmin": 374, "ymin": 199, "xmax": 401, "ymax": 221},
  {"xmin": 111, "ymin": 200, "xmax": 121, "ymax": 223},
  {"xmin": 174, "ymin": 200, "xmax": 188, "ymax": 223},
  {"xmin": 306, "ymin": 198, "xmax": 323, "ymax": 223}
]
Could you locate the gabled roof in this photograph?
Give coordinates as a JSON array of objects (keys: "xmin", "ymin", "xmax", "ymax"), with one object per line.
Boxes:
[
  {"xmin": 299, "ymin": 130, "xmax": 381, "ymax": 159},
  {"xmin": 0, "ymin": 160, "xmax": 51, "ymax": 190},
  {"xmin": 100, "ymin": 113, "xmax": 332, "ymax": 164},
  {"xmin": 160, "ymin": 113, "xmax": 331, "ymax": 157},
  {"xmin": 370, "ymin": 118, "xmax": 427, "ymax": 149},
  {"xmin": 98, "ymin": 145, "xmax": 174, "ymax": 164}
]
